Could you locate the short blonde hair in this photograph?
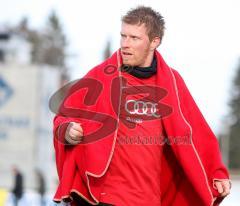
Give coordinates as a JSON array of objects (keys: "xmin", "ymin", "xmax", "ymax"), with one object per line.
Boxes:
[{"xmin": 122, "ymin": 6, "xmax": 165, "ymax": 43}]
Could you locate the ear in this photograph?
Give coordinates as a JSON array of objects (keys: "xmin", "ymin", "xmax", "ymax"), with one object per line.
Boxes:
[{"xmin": 150, "ymin": 37, "xmax": 161, "ymax": 50}]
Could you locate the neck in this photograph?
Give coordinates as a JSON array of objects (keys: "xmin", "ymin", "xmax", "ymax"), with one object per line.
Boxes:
[{"xmin": 139, "ymin": 51, "xmax": 155, "ymax": 67}]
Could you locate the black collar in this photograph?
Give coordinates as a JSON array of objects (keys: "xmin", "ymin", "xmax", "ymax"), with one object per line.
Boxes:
[{"xmin": 120, "ymin": 57, "xmax": 157, "ymax": 79}]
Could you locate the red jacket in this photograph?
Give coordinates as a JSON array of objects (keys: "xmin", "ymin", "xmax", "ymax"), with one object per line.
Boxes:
[{"xmin": 53, "ymin": 50, "xmax": 229, "ymax": 205}]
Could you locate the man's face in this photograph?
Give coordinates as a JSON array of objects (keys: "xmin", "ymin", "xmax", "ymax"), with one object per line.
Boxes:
[{"xmin": 120, "ymin": 22, "xmax": 154, "ymax": 67}]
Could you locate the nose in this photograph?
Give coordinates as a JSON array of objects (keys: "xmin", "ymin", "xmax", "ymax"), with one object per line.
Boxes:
[{"xmin": 121, "ymin": 37, "xmax": 130, "ymax": 48}]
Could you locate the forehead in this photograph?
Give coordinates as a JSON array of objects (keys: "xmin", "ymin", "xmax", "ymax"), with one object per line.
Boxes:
[{"xmin": 121, "ymin": 22, "xmax": 148, "ymax": 36}]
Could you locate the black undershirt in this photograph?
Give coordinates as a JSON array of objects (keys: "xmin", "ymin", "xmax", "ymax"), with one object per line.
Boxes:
[{"xmin": 120, "ymin": 57, "xmax": 157, "ymax": 79}]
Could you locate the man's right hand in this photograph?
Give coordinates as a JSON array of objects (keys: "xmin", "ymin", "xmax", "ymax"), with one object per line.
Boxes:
[{"xmin": 65, "ymin": 122, "xmax": 84, "ymax": 145}]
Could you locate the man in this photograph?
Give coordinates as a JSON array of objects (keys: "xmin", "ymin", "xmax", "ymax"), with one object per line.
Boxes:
[
  {"xmin": 35, "ymin": 169, "xmax": 46, "ymax": 206},
  {"xmin": 12, "ymin": 166, "xmax": 24, "ymax": 206},
  {"xmin": 53, "ymin": 6, "xmax": 231, "ymax": 206}
]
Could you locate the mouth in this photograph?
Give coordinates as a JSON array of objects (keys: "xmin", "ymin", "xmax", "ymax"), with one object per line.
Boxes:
[{"xmin": 122, "ymin": 51, "xmax": 133, "ymax": 56}]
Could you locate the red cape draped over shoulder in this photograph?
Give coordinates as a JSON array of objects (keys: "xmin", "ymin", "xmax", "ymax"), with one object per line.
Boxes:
[{"xmin": 53, "ymin": 50, "xmax": 229, "ymax": 206}]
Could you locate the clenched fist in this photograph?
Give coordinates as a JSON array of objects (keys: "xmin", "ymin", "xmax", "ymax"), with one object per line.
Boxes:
[{"xmin": 65, "ymin": 122, "xmax": 84, "ymax": 145}]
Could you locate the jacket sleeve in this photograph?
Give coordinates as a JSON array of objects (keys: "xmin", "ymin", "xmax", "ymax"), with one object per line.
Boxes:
[
  {"xmin": 172, "ymin": 69, "xmax": 230, "ymax": 202},
  {"xmin": 52, "ymin": 79, "xmax": 87, "ymax": 180},
  {"xmin": 53, "ymin": 66, "xmax": 100, "ymax": 179}
]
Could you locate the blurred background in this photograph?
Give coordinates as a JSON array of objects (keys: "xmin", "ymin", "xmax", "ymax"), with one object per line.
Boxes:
[{"xmin": 0, "ymin": 0, "xmax": 239, "ymax": 205}]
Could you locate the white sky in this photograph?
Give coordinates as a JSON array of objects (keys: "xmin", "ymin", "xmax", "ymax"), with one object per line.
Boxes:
[{"xmin": 1, "ymin": 0, "xmax": 240, "ymax": 133}]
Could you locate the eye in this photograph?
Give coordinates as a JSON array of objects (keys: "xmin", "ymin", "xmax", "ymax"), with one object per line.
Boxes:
[
  {"xmin": 120, "ymin": 33, "xmax": 127, "ymax": 38},
  {"xmin": 131, "ymin": 36, "xmax": 139, "ymax": 40}
]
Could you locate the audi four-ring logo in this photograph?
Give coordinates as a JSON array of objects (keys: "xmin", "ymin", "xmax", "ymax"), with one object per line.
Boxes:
[{"xmin": 125, "ymin": 100, "xmax": 160, "ymax": 118}]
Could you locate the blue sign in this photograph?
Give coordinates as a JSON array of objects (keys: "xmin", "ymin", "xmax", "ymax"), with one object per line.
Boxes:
[{"xmin": 0, "ymin": 75, "xmax": 13, "ymax": 107}]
